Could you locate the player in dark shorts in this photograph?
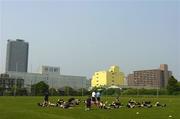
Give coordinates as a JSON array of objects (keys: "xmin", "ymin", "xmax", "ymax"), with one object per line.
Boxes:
[
  {"xmin": 38, "ymin": 91, "xmax": 49, "ymax": 107},
  {"xmin": 85, "ymin": 96, "xmax": 92, "ymax": 111},
  {"xmin": 91, "ymin": 97, "xmax": 96, "ymax": 102},
  {"xmin": 97, "ymin": 97, "xmax": 100, "ymax": 101},
  {"xmin": 44, "ymin": 92, "xmax": 49, "ymax": 103}
]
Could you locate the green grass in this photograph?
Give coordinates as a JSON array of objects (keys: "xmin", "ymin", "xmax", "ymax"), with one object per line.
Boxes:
[{"xmin": 0, "ymin": 96, "xmax": 180, "ymax": 119}]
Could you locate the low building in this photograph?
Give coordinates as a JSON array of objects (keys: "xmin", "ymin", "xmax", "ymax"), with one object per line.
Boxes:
[
  {"xmin": 127, "ymin": 64, "xmax": 172, "ymax": 88},
  {"xmin": 6, "ymin": 66, "xmax": 88, "ymax": 92},
  {"xmin": 0, "ymin": 73, "xmax": 24, "ymax": 90},
  {"xmin": 91, "ymin": 65, "xmax": 125, "ymax": 88}
]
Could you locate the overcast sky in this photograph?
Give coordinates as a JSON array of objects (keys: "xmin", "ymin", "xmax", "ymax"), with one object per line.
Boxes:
[{"xmin": 0, "ymin": 0, "xmax": 179, "ymax": 80}]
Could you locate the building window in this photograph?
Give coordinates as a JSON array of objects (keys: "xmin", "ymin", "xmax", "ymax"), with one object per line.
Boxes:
[
  {"xmin": 44, "ymin": 67, "xmax": 48, "ymax": 71},
  {"xmin": 54, "ymin": 68, "xmax": 58, "ymax": 72},
  {"xmin": 49, "ymin": 68, "xmax": 53, "ymax": 72}
]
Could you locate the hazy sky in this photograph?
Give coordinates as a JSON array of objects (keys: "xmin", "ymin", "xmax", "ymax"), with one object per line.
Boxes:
[{"xmin": 0, "ymin": 0, "xmax": 180, "ymax": 80}]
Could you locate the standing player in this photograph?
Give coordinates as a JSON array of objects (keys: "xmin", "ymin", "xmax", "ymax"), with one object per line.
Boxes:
[
  {"xmin": 96, "ymin": 91, "xmax": 101, "ymax": 106},
  {"xmin": 43, "ymin": 91, "xmax": 49, "ymax": 106},
  {"xmin": 91, "ymin": 91, "xmax": 96, "ymax": 104}
]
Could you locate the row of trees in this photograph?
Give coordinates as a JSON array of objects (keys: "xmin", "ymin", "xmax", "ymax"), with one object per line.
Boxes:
[
  {"xmin": 31, "ymin": 81, "xmax": 89, "ymax": 96},
  {"xmin": 0, "ymin": 76, "xmax": 179, "ymax": 96},
  {"xmin": 0, "ymin": 87, "xmax": 28, "ymax": 96},
  {"xmin": 90, "ymin": 76, "xmax": 180, "ymax": 96},
  {"xmin": 167, "ymin": 76, "xmax": 180, "ymax": 95},
  {"xmin": 90, "ymin": 87, "xmax": 168, "ymax": 96}
]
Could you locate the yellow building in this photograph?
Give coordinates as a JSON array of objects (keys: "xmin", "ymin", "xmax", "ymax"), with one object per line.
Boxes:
[{"xmin": 91, "ymin": 65, "xmax": 125, "ymax": 87}]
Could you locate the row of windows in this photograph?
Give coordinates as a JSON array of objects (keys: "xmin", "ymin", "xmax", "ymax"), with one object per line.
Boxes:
[
  {"xmin": 95, "ymin": 81, "xmax": 115, "ymax": 85},
  {"xmin": 96, "ymin": 76, "xmax": 115, "ymax": 79},
  {"xmin": 135, "ymin": 73, "xmax": 156, "ymax": 76},
  {"xmin": 96, "ymin": 80, "xmax": 114, "ymax": 83},
  {"xmin": 135, "ymin": 75, "xmax": 156, "ymax": 77},
  {"xmin": 96, "ymin": 72, "xmax": 117, "ymax": 75},
  {"xmin": 0, "ymin": 80, "xmax": 23, "ymax": 83},
  {"xmin": 44, "ymin": 67, "xmax": 59, "ymax": 72},
  {"xmin": 96, "ymin": 84, "xmax": 114, "ymax": 86},
  {"xmin": 135, "ymin": 77, "xmax": 156, "ymax": 79}
]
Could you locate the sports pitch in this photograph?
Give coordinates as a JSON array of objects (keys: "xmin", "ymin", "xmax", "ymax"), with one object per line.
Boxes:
[{"xmin": 0, "ymin": 96, "xmax": 179, "ymax": 119}]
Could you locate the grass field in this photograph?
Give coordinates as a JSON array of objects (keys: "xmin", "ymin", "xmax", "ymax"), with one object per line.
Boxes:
[{"xmin": 0, "ymin": 96, "xmax": 180, "ymax": 119}]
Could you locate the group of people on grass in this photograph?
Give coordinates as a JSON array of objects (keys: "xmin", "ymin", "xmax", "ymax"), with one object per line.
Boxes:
[
  {"xmin": 38, "ymin": 92, "xmax": 80, "ymax": 109},
  {"xmin": 126, "ymin": 99, "xmax": 166, "ymax": 108},
  {"xmin": 37, "ymin": 91, "xmax": 166, "ymax": 110}
]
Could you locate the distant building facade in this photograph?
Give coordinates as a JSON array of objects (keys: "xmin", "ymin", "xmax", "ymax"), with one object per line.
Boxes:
[
  {"xmin": 127, "ymin": 64, "xmax": 172, "ymax": 88},
  {"xmin": 41, "ymin": 66, "xmax": 60, "ymax": 75},
  {"xmin": 7, "ymin": 66, "xmax": 88, "ymax": 92},
  {"xmin": 91, "ymin": 66, "xmax": 125, "ymax": 88},
  {"xmin": 6, "ymin": 39, "xmax": 29, "ymax": 72},
  {"xmin": 0, "ymin": 74, "xmax": 24, "ymax": 90}
]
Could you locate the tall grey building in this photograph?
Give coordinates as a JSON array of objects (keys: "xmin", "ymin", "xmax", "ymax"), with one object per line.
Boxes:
[{"xmin": 6, "ymin": 39, "xmax": 29, "ymax": 72}]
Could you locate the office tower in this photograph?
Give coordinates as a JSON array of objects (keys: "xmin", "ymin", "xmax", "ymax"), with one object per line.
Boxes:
[{"xmin": 6, "ymin": 39, "xmax": 29, "ymax": 72}]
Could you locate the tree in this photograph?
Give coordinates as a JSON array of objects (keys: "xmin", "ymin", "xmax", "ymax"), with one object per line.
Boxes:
[
  {"xmin": 121, "ymin": 88, "xmax": 137, "ymax": 95},
  {"xmin": 101, "ymin": 88, "xmax": 121, "ymax": 96},
  {"xmin": 16, "ymin": 88, "xmax": 28, "ymax": 96},
  {"xmin": 49, "ymin": 88, "xmax": 59, "ymax": 96},
  {"xmin": 64, "ymin": 86, "xmax": 77, "ymax": 96},
  {"xmin": 31, "ymin": 81, "xmax": 49, "ymax": 96},
  {"xmin": 167, "ymin": 76, "xmax": 178, "ymax": 95},
  {"xmin": 77, "ymin": 88, "xmax": 89, "ymax": 96},
  {"xmin": 177, "ymin": 82, "xmax": 180, "ymax": 90},
  {"xmin": 0, "ymin": 86, "xmax": 5, "ymax": 96},
  {"xmin": 58, "ymin": 86, "xmax": 77, "ymax": 96}
]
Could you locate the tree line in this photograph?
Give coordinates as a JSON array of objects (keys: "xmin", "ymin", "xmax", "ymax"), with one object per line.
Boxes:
[
  {"xmin": 30, "ymin": 81, "xmax": 89, "ymax": 96},
  {"xmin": 0, "ymin": 76, "xmax": 180, "ymax": 96}
]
